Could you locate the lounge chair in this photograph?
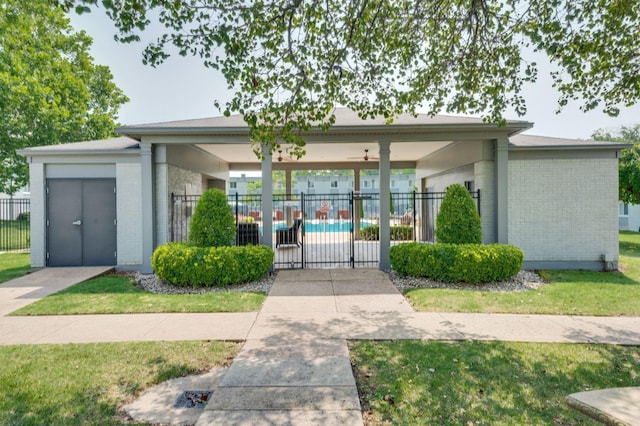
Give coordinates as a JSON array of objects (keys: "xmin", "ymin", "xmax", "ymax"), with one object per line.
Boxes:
[{"xmin": 276, "ymin": 219, "xmax": 302, "ymax": 248}]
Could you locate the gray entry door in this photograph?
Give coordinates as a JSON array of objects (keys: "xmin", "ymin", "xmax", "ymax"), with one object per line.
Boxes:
[{"xmin": 47, "ymin": 179, "xmax": 117, "ymax": 266}]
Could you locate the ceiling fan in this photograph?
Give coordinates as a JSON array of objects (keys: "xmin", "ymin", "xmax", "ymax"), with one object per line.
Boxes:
[
  {"xmin": 347, "ymin": 149, "xmax": 379, "ymax": 161},
  {"xmin": 276, "ymin": 150, "xmax": 297, "ymax": 162}
]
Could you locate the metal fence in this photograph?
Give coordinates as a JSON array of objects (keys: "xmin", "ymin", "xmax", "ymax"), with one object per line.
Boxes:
[
  {"xmin": 0, "ymin": 198, "xmax": 31, "ymax": 252},
  {"xmin": 169, "ymin": 190, "xmax": 480, "ymax": 268},
  {"xmin": 392, "ymin": 190, "xmax": 480, "ymax": 243},
  {"xmin": 170, "ymin": 193, "xmax": 264, "ymax": 243}
]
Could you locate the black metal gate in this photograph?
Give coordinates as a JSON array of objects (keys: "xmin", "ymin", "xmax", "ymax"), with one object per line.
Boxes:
[{"xmin": 273, "ymin": 192, "xmax": 380, "ymax": 269}]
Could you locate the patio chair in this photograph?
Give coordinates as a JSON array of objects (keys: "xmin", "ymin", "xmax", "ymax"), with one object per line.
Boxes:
[{"xmin": 276, "ymin": 219, "xmax": 302, "ymax": 248}]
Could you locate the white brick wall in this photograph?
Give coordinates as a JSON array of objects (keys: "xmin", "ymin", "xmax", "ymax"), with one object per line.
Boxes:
[
  {"xmin": 423, "ymin": 163, "xmax": 495, "ymax": 244},
  {"xmin": 508, "ymin": 158, "xmax": 619, "ymax": 262},
  {"xmin": 29, "ymin": 163, "xmax": 46, "ymax": 268},
  {"xmin": 423, "ymin": 165, "xmax": 474, "ymax": 192},
  {"xmin": 116, "ymin": 163, "xmax": 143, "ymax": 266}
]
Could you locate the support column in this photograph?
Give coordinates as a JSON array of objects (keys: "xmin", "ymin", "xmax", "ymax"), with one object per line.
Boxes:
[
  {"xmin": 495, "ymin": 138, "xmax": 509, "ymax": 244},
  {"xmin": 261, "ymin": 145, "xmax": 274, "ymax": 250},
  {"xmin": 378, "ymin": 140, "xmax": 391, "ymax": 271},
  {"xmin": 353, "ymin": 166, "xmax": 361, "ymax": 239},
  {"xmin": 140, "ymin": 141, "xmax": 155, "ymax": 273},
  {"xmin": 285, "ymin": 170, "xmax": 292, "ymax": 195},
  {"xmin": 154, "ymin": 144, "xmax": 168, "ymax": 246},
  {"xmin": 29, "ymin": 162, "xmax": 46, "ymax": 268}
]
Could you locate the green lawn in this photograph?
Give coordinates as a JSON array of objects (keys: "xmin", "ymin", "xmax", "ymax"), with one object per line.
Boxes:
[
  {"xmin": 0, "ymin": 252, "xmax": 30, "ymax": 284},
  {"xmin": 0, "ymin": 341, "xmax": 239, "ymax": 426},
  {"xmin": 11, "ymin": 274, "xmax": 266, "ymax": 315},
  {"xmin": 405, "ymin": 231, "xmax": 640, "ymax": 316},
  {"xmin": 350, "ymin": 340, "xmax": 640, "ymax": 425}
]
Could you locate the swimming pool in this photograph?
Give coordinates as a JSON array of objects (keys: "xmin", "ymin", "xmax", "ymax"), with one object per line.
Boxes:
[{"xmin": 275, "ymin": 220, "xmax": 375, "ymax": 233}]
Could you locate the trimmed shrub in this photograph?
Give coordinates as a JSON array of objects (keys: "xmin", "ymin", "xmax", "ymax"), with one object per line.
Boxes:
[
  {"xmin": 360, "ymin": 225, "xmax": 379, "ymax": 240},
  {"xmin": 435, "ymin": 184, "xmax": 482, "ymax": 244},
  {"xmin": 188, "ymin": 188, "xmax": 235, "ymax": 247},
  {"xmin": 152, "ymin": 243, "xmax": 274, "ymax": 287},
  {"xmin": 360, "ymin": 225, "xmax": 413, "ymax": 241},
  {"xmin": 390, "ymin": 242, "xmax": 523, "ymax": 283}
]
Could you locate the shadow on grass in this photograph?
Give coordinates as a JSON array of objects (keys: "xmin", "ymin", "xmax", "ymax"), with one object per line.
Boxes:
[
  {"xmin": 0, "ymin": 265, "xmax": 31, "ymax": 284},
  {"xmin": 540, "ymin": 269, "xmax": 640, "ymax": 286},
  {"xmin": 619, "ymin": 231, "xmax": 640, "ymax": 257},
  {"xmin": 52, "ymin": 275, "xmax": 143, "ymax": 295},
  {"xmin": 350, "ymin": 340, "xmax": 640, "ymax": 425}
]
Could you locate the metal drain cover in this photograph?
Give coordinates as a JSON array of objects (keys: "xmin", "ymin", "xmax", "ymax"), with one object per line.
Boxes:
[{"xmin": 174, "ymin": 390, "xmax": 213, "ymax": 409}]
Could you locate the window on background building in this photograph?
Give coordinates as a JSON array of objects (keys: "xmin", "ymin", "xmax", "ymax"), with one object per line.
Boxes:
[
  {"xmin": 331, "ymin": 180, "xmax": 338, "ymax": 188},
  {"xmin": 391, "ymin": 180, "xmax": 397, "ymax": 188},
  {"xmin": 464, "ymin": 180, "xmax": 475, "ymax": 192},
  {"xmin": 363, "ymin": 181, "xmax": 370, "ymax": 188},
  {"xmin": 229, "ymin": 182, "xmax": 237, "ymax": 189},
  {"xmin": 620, "ymin": 203, "xmax": 629, "ymax": 216},
  {"xmin": 307, "ymin": 180, "xmax": 314, "ymax": 188}
]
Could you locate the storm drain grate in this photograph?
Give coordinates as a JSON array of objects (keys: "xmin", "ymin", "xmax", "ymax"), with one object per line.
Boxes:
[{"xmin": 173, "ymin": 390, "xmax": 213, "ymax": 409}]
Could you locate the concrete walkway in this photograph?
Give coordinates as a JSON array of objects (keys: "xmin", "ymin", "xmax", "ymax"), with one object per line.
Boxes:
[
  {"xmin": 197, "ymin": 269, "xmax": 405, "ymax": 425},
  {"xmin": 1, "ymin": 267, "xmax": 640, "ymax": 425}
]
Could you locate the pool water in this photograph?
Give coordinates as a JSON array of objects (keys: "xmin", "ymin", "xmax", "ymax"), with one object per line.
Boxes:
[{"xmin": 275, "ymin": 220, "xmax": 375, "ymax": 233}]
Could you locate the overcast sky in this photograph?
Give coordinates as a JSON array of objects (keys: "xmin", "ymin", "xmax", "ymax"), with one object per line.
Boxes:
[{"xmin": 69, "ymin": 9, "xmax": 640, "ymax": 140}]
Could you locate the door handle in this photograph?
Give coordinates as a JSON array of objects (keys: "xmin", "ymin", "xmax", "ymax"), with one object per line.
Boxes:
[{"xmin": 72, "ymin": 220, "xmax": 82, "ymax": 226}]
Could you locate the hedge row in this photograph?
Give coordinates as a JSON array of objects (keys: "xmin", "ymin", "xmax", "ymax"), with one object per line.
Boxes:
[
  {"xmin": 151, "ymin": 243, "xmax": 274, "ymax": 287},
  {"xmin": 360, "ymin": 225, "xmax": 413, "ymax": 241},
  {"xmin": 390, "ymin": 242, "xmax": 523, "ymax": 283}
]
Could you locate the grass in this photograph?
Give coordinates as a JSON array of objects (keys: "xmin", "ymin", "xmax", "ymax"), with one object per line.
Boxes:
[
  {"xmin": 350, "ymin": 340, "xmax": 640, "ymax": 425},
  {"xmin": 405, "ymin": 231, "xmax": 640, "ymax": 316},
  {"xmin": 11, "ymin": 274, "xmax": 266, "ymax": 315},
  {"xmin": 0, "ymin": 252, "xmax": 30, "ymax": 284},
  {"xmin": 0, "ymin": 340, "xmax": 239, "ymax": 425}
]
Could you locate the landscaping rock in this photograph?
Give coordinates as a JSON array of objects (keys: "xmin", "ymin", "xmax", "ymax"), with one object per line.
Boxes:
[
  {"xmin": 389, "ymin": 270, "xmax": 544, "ymax": 293},
  {"xmin": 132, "ymin": 272, "xmax": 275, "ymax": 295}
]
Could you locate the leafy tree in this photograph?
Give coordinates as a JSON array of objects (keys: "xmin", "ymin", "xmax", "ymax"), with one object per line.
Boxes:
[
  {"xmin": 246, "ymin": 180, "xmax": 262, "ymax": 196},
  {"xmin": 61, "ymin": 0, "xmax": 638, "ymax": 160},
  {"xmin": 593, "ymin": 125, "xmax": 640, "ymax": 204},
  {"xmin": 0, "ymin": 0, "xmax": 128, "ymax": 194},
  {"xmin": 189, "ymin": 188, "xmax": 236, "ymax": 247},
  {"xmin": 435, "ymin": 184, "xmax": 482, "ymax": 244}
]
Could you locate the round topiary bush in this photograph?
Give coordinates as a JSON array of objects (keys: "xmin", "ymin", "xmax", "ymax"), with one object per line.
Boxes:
[
  {"xmin": 189, "ymin": 188, "xmax": 236, "ymax": 247},
  {"xmin": 152, "ymin": 243, "xmax": 274, "ymax": 287},
  {"xmin": 436, "ymin": 183, "xmax": 482, "ymax": 244},
  {"xmin": 390, "ymin": 242, "xmax": 524, "ymax": 283}
]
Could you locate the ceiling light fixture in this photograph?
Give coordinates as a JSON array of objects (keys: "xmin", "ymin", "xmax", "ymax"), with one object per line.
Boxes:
[{"xmin": 364, "ymin": 149, "xmax": 369, "ymax": 161}]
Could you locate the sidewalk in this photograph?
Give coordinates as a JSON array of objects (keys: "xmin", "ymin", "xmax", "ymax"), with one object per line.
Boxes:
[
  {"xmin": 1, "ymin": 267, "xmax": 639, "ymax": 425},
  {"xmin": 1, "ymin": 268, "xmax": 639, "ymax": 347}
]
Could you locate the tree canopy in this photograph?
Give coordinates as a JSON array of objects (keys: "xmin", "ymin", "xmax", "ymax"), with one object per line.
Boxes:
[
  {"xmin": 0, "ymin": 0, "xmax": 128, "ymax": 194},
  {"xmin": 60, "ymin": 0, "xmax": 639, "ymax": 159},
  {"xmin": 593, "ymin": 124, "xmax": 640, "ymax": 204}
]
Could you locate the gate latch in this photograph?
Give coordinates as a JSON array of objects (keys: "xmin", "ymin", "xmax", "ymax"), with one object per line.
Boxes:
[{"xmin": 72, "ymin": 220, "xmax": 82, "ymax": 226}]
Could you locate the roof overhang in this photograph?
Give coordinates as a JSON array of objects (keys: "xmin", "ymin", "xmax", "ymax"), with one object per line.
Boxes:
[{"xmin": 116, "ymin": 109, "xmax": 533, "ymax": 165}]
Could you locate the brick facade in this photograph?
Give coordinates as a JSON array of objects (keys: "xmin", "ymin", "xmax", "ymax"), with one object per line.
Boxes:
[{"xmin": 508, "ymin": 158, "xmax": 619, "ymax": 265}]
